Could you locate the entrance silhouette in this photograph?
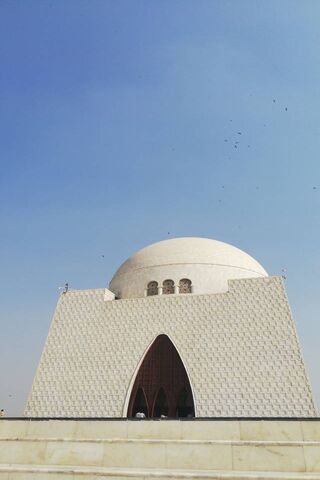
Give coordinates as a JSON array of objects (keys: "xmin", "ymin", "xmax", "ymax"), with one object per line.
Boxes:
[
  {"xmin": 127, "ymin": 335, "xmax": 195, "ymax": 418},
  {"xmin": 131, "ymin": 387, "xmax": 149, "ymax": 418}
]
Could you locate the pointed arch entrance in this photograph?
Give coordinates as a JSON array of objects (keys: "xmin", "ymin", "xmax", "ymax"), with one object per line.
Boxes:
[{"xmin": 127, "ymin": 334, "xmax": 195, "ymax": 418}]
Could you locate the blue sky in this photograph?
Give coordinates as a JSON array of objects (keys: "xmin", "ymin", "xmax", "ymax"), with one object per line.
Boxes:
[{"xmin": 0, "ymin": 1, "xmax": 319, "ymax": 416}]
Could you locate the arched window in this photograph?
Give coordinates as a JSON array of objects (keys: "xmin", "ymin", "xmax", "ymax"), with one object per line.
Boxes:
[
  {"xmin": 179, "ymin": 278, "xmax": 192, "ymax": 294},
  {"xmin": 147, "ymin": 281, "xmax": 158, "ymax": 296},
  {"xmin": 162, "ymin": 279, "xmax": 174, "ymax": 294}
]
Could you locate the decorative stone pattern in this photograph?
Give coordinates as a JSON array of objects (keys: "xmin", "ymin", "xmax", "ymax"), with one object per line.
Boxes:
[
  {"xmin": 147, "ymin": 281, "xmax": 158, "ymax": 296},
  {"xmin": 162, "ymin": 279, "xmax": 174, "ymax": 295},
  {"xmin": 179, "ymin": 278, "xmax": 192, "ymax": 294},
  {"xmin": 25, "ymin": 277, "xmax": 317, "ymax": 417}
]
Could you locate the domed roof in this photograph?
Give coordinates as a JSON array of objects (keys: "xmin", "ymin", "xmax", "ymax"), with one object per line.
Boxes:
[{"xmin": 109, "ymin": 237, "xmax": 267, "ymax": 299}]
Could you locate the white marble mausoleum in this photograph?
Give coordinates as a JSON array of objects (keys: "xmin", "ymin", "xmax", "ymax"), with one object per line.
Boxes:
[{"xmin": 25, "ymin": 237, "xmax": 317, "ymax": 418}]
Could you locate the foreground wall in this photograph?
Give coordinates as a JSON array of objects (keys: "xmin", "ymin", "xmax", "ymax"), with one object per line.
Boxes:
[
  {"xmin": 0, "ymin": 419, "xmax": 320, "ymax": 479},
  {"xmin": 25, "ymin": 276, "xmax": 317, "ymax": 417}
]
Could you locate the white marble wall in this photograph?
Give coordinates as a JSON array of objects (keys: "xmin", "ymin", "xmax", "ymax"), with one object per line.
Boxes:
[{"xmin": 25, "ymin": 276, "xmax": 317, "ymax": 418}]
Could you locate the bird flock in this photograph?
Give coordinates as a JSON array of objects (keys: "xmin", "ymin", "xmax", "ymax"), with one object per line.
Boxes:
[
  {"xmin": 223, "ymin": 98, "xmax": 289, "ymax": 155},
  {"xmin": 96, "ymin": 97, "xmax": 318, "ymax": 280}
]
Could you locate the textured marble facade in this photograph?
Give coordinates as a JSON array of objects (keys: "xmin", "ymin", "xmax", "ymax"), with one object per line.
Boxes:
[{"xmin": 25, "ymin": 276, "xmax": 317, "ymax": 417}]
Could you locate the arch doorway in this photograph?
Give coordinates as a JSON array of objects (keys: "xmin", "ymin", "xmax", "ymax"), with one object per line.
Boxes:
[
  {"xmin": 131, "ymin": 388, "xmax": 149, "ymax": 418},
  {"xmin": 127, "ymin": 335, "xmax": 195, "ymax": 418}
]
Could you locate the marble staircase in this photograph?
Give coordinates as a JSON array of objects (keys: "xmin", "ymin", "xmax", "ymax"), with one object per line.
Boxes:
[{"xmin": 0, "ymin": 419, "xmax": 320, "ymax": 479}]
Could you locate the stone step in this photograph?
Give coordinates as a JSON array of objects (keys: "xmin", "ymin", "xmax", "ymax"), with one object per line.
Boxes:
[
  {"xmin": 1, "ymin": 420, "xmax": 320, "ymax": 478},
  {"xmin": 0, "ymin": 437, "xmax": 320, "ymax": 472},
  {"xmin": 0, "ymin": 465, "xmax": 320, "ymax": 480},
  {"xmin": 1, "ymin": 420, "xmax": 320, "ymax": 442}
]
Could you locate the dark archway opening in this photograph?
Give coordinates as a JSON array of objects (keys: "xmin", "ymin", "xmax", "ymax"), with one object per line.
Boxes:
[
  {"xmin": 152, "ymin": 387, "xmax": 169, "ymax": 417},
  {"xmin": 131, "ymin": 387, "xmax": 149, "ymax": 418},
  {"xmin": 127, "ymin": 335, "xmax": 195, "ymax": 418},
  {"xmin": 175, "ymin": 387, "xmax": 194, "ymax": 417}
]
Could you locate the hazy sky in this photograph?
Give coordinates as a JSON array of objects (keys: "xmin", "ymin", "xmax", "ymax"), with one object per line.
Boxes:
[{"xmin": 0, "ymin": 1, "xmax": 319, "ymax": 416}]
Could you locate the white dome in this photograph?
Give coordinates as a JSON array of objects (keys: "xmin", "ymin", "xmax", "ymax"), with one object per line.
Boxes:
[{"xmin": 109, "ymin": 237, "xmax": 267, "ymax": 299}]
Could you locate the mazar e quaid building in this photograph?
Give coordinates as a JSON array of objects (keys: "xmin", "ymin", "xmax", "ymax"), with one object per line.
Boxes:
[{"xmin": 25, "ymin": 237, "xmax": 317, "ymax": 418}]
